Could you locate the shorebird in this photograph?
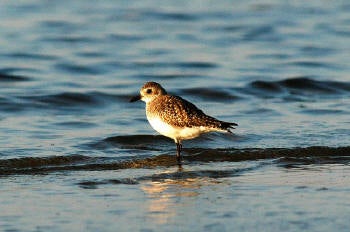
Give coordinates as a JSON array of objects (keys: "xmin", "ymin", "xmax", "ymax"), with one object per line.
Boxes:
[{"xmin": 130, "ymin": 82, "xmax": 238, "ymax": 164}]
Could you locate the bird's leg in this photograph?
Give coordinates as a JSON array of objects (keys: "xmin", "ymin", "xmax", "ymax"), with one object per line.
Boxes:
[{"xmin": 176, "ymin": 142, "xmax": 182, "ymax": 165}]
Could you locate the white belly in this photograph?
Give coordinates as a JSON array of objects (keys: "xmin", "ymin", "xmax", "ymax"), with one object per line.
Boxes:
[{"xmin": 147, "ymin": 117, "xmax": 206, "ymax": 141}]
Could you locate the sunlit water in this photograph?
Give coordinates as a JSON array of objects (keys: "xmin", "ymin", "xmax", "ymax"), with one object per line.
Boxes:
[{"xmin": 0, "ymin": 0, "xmax": 350, "ymax": 231}]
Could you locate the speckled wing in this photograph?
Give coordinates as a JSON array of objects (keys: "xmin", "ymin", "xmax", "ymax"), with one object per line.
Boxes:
[{"xmin": 147, "ymin": 95, "xmax": 237, "ymax": 131}]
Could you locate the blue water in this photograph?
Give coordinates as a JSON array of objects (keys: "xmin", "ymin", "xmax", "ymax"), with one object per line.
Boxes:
[{"xmin": 1, "ymin": 1, "xmax": 350, "ymax": 231}]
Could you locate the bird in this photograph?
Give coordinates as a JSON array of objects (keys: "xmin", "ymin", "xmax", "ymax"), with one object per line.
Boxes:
[{"xmin": 129, "ymin": 81, "xmax": 238, "ymax": 165}]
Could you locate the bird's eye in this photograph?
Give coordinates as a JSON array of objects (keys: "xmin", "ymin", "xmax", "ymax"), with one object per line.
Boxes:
[{"xmin": 146, "ymin": 89, "xmax": 152, "ymax": 94}]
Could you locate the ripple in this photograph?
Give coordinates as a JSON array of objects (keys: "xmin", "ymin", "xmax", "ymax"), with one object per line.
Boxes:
[
  {"xmin": 132, "ymin": 61, "xmax": 218, "ymax": 69},
  {"xmin": 243, "ymin": 25, "xmax": 281, "ymax": 42},
  {"xmin": 54, "ymin": 62, "xmax": 104, "ymax": 75},
  {"xmin": 40, "ymin": 20, "xmax": 80, "ymax": 31},
  {"xmin": 107, "ymin": 33, "xmax": 145, "ymax": 42},
  {"xmin": 92, "ymin": 135, "xmax": 173, "ymax": 151},
  {"xmin": 37, "ymin": 92, "xmax": 98, "ymax": 106},
  {"xmin": 206, "ymin": 24, "xmax": 245, "ymax": 33},
  {"xmin": 279, "ymin": 77, "xmax": 349, "ymax": 93},
  {"xmin": 180, "ymin": 87, "xmax": 240, "ymax": 102},
  {"xmin": 290, "ymin": 61, "xmax": 340, "ymax": 70},
  {"xmin": 0, "ymin": 146, "xmax": 349, "ymax": 176},
  {"xmin": 54, "ymin": 121, "xmax": 97, "ymax": 128},
  {"xmin": 77, "ymin": 167, "xmax": 251, "ymax": 188},
  {"xmin": 0, "ymin": 67, "xmax": 38, "ymax": 74},
  {"xmin": 20, "ymin": 91, "xmax": 126, "ymax": 108},
  {"xmin": 249, "ymin": 77, "xmax": 350, "ymax": 96},
  {"xmin": 0, "ymin": 72, "xmax": 30, "ymax": 82},
  {"xmin": 176, "ymin": 62, "xmax": 218, "ymax": 69},
  {"xmin": 300, "ymin": 46, "xmax": 337, "ymax": 56},
  {"xmin": 0, "ymin": 154, "xmax": 89, "ymax": 169},
  {"xmin": 299, "ymin": 109, "xmax": 347, "ymax": 115},
  {"xmin": 78, "ymin": 178, "xmax": 138, "ymax": 189},
  {"xmin": 6, "ymin": 52, "xmax": 57, "ymax": 61},
  {"xmin": 41, "ymin": 36, "xmax": 98, "ymax": 44},
  {"xmin": 142, "ymin": 10, "xmax": 198, "ymax": 21},
  {"xmin": 74, "ymin": 51, "xmax": 107, "ymax": 58},
  {"xmin": 250, "ymin": 80, "xmax": 282, "ymax": 92},
  {"xmin": 136, "ymin": 73, "xmax": 202, "ymax": 79}
]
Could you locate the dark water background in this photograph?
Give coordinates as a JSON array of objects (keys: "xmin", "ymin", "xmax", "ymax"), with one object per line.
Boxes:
[{"xmin": 1, "ymin": 0, "xmax": 350, "ymax": 231}]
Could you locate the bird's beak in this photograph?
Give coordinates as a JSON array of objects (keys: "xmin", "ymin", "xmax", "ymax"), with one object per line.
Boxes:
[{"xmin": 129, "ymin": 94, "xmax": 141, "ymax": 102}]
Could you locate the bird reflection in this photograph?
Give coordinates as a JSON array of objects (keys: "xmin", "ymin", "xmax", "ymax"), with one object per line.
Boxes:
[{"xmin": 140, "ymin": 168, "xmax": 219, "ymax": 225}]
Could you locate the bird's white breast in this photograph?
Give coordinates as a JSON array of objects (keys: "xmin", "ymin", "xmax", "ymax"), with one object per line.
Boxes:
[{"xmin": 147, "ymin": 116, "xmax": 207, "ymax": 141}]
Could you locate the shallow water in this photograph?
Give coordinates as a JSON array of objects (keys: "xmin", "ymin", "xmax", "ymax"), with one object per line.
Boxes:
[{"xmin": 1, "ymin": 0, "xmax": 350, "ymax": 231}]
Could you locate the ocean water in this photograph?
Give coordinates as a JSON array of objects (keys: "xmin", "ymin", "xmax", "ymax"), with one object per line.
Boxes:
[{"xmin": 1, "ymin": 0, "xmax": 350, "ymax": 231}]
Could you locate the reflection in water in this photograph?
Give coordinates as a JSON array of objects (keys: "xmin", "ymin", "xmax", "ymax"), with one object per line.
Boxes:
[
  {"xmin": 140, "ymin": 169, "xmax": 220, "ymax": 225},
  {"xmin": 141, "ymin": 181, "xmax": 176, "ymax": 225}
]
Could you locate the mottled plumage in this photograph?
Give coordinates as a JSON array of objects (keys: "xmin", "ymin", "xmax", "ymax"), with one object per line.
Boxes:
[
  {"xmin": 147, "ymin": 95, "xmax": 233, "ymax": 130},
  {"xmin": 130, "ymin": 82, "xmax": 238, "ymax": 164}
]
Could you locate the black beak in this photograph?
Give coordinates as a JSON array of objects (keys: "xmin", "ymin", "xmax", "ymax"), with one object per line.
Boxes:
[{"xmin": 129, "ymin": 95, "xmax": 141, "ymax": 102}]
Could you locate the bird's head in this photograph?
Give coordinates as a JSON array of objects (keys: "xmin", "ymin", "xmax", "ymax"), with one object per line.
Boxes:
[{"xmin": 129, "ymin": 82, "xmax": 167, "ymax": 103}]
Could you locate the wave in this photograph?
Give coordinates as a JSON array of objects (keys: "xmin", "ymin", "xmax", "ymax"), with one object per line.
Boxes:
[
  {"xmin": 141, "ymin": 10, "xmax": 198, "ymax": 21},
  {"xmin": 103, "ymin": 135, "xmax": 171, "ymax": 145},
  {"xmin": 2, "ymin": 77, "xmax": 348, "ymax": 113},
  {"xmin": 136, "ymin": 73, "xmax": 203, "ymax": 79},
  {"xmin": 1, "ymin": 90, "xmax": 129, "ymax": 112},
  {"xmin": 249, "ymin": 77, "xmax": 350, "ymax": 95},
  {"xmin": 89, "ymin": 134, "xmax": 242, "ymax": 151},
  {"xmin": 180, "ymin": 87, "xmax": 240, "ymax": 102},
  {"xmin": 5, "ymin": 52, "xmax": 57, "ymax": 61},
  {"xmin": 41, "ymin": 36, "xmax": 98, "ymax": 44},
  {"xmin": 129, "ymin": 77, "xmax": 350, "ymax": 103},
  {"xmin": 1, "ymin": 146, "xmax": 349, "ymax": 176},
  {"xmin": 0, "ymin": 154, "xmax": 89, "ymax": 169},
  {"xmin": 54, "ymin": 62, "xmax": 104, "ymax": 75},
  {"xmin": 99, "ymin": 135, "xmax": 173, "ymax": 150},
  {"xmin": 0, "ymin": 72, "xmax": 30, "ymax": 82},
  {"xmin": 132, "ymin": 61, "xmax": 218, "ymax": 69},
  {"xmin": 19, "ymin": 91, "xmax": 127, "ymax": 108},
  {"xmin": 77, "ymin": 166, "xmax": 259, "ymax": 188}
]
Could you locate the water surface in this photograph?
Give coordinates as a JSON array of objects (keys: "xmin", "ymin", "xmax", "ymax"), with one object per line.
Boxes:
[{"xmin": 0, "ymin": 0, "xmax": 350, "ymax": 231}]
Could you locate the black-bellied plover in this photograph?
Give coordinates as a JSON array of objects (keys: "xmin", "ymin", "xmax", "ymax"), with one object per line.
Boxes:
[{"xmin": 130, "ymin": 82, "xmax": 238, "ymax": 164}]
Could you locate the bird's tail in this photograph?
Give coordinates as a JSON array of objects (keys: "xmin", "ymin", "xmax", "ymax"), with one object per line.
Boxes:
[{"xmin": 220, "ymin": 121, "xmax": 238, "ymax": 133}]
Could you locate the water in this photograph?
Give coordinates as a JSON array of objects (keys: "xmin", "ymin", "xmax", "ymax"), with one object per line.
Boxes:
[{"xmin": 1, "ymin": 0, "xmax": 350, "ymax": 231}]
